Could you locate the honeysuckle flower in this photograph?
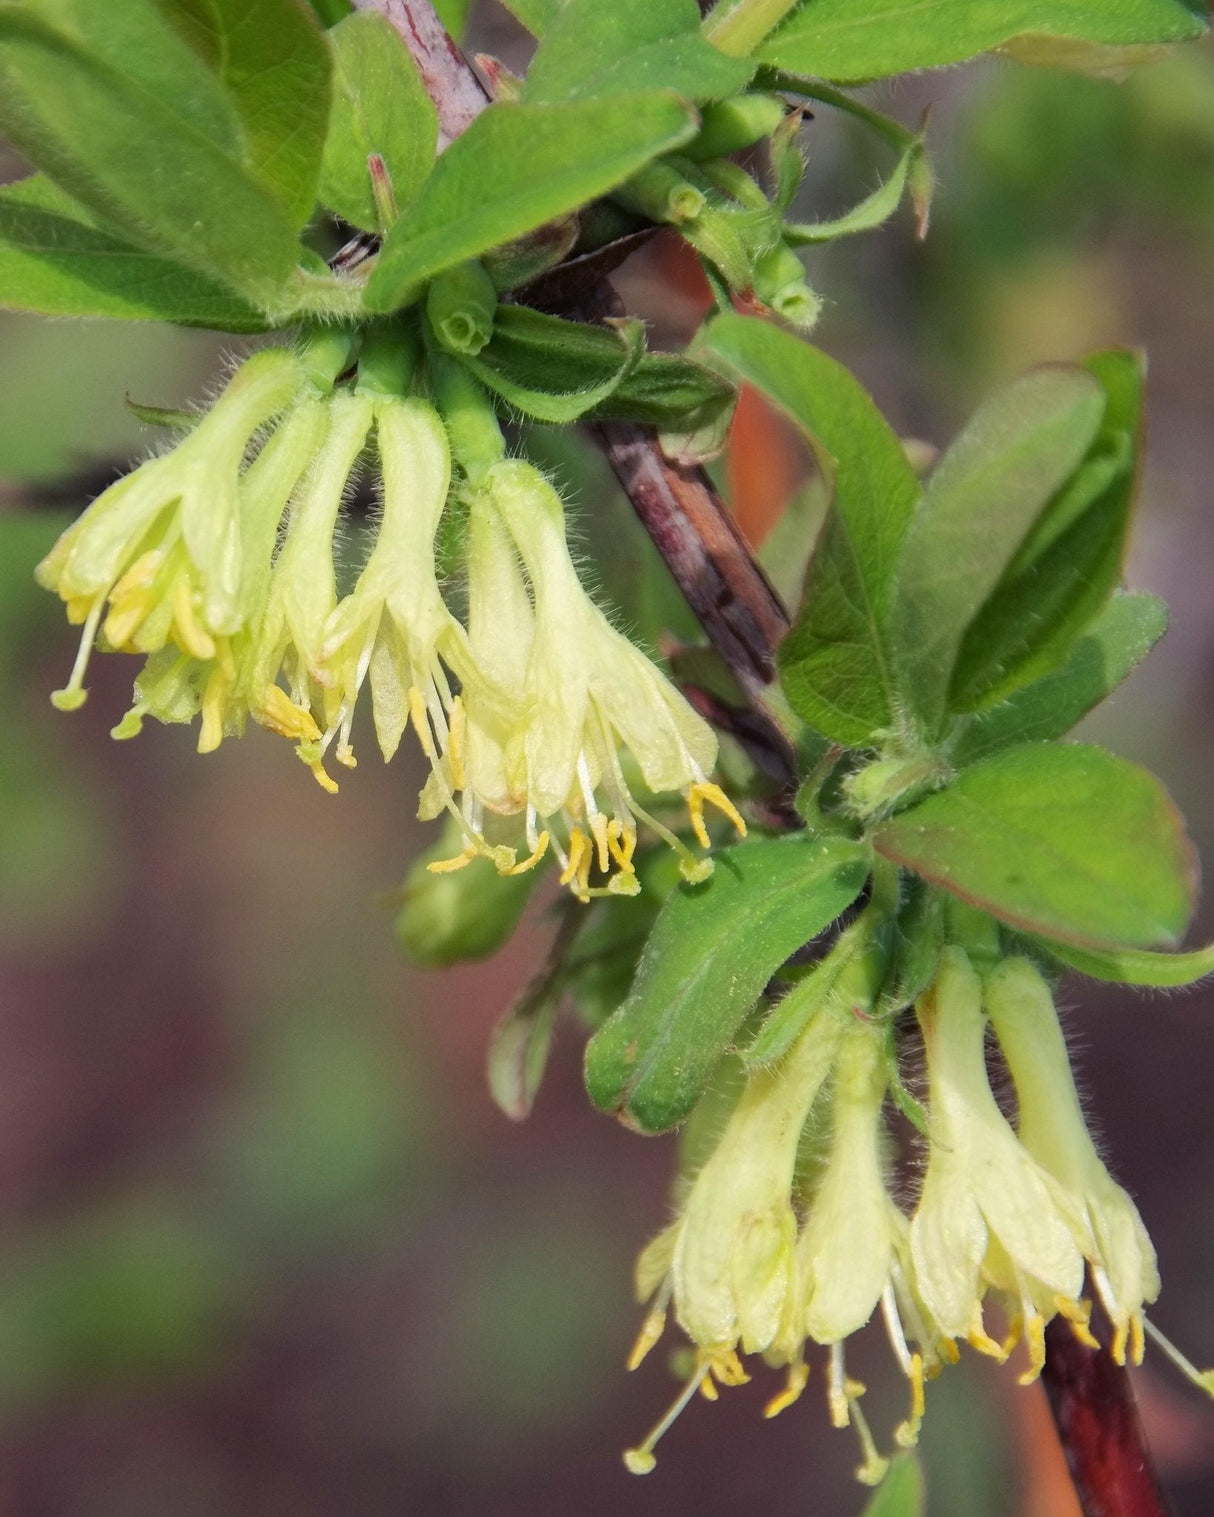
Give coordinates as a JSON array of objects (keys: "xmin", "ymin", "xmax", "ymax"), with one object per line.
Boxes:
[
  {"xmin": 110, "ymin": 397, "xmax": 329, "ymax": 752},
  {"xmin": 623, "ymin": 1001, "xmax": 846, "ymax": 1473},
  {"xmin": 910, "ymin": 947, "xmax": 1088, "ymax": 1382},
  {"xmin": 37, "ymin": 347, "xmax": 307, "ymax": 711},
  {"xmin": 984, "ymin": 956, "xmax": 1159, "ymax": 1366},
  {"xmin": 244, "ymin": 389, "xmax": 375, "ymax": 789},
  {"xmin": 478, "ymin": 458, "xmax": 744, "ymax": 897}
]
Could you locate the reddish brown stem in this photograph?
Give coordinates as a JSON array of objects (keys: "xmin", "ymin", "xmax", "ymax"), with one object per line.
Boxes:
[{"xmin": 1041, "ymin": 1317, "xmax": 1170, "ymax": 1517}]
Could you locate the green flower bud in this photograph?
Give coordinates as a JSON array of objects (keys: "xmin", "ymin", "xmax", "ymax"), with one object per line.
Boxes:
[{"xmin": 425, "ymin": 260, "xmax": 499, "ymax": 357}]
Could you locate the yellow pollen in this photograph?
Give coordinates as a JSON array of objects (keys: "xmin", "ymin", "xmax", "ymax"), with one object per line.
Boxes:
[
  {"xmin": 1017, "ymin": 1314, "xmax": 1047, "ymax": 1386},
  {"xmin": 709, "ymin": 1349, "xmax": 750, "ymax": 1388},
  {"xmin": 697, "ymin": 1374, "xmax": 719, "ymax": 1402},
  {"xmin": 688, "ymin": 781, "xmax": 747, "ymax": 850},
  {"xmin": 336, "ymin": 742, "xmax": 358, "ymax": 769},
  {"xmin": 197, "ymin": 667, "xmax": 228, "ymax": 753},
  {"xmin": 427, "ymin": 847, "xmax": 477, "ymax": 875},
  {"xmin": 967, "ymin": 1306, "xmax": 1010, "ymax": 1362},
  {"xmin": 447, "ymin": 695, "xmax": 467, "ymax": 791},
  {"xmin": 763, "ymin": 1360, "xmax": 809, "ymax": 1418},
  {"xmin": 1111, "ymin": 1320, "xmax": 1129, "ymax": 1367},
  {"xmin": 626, "ymin": 1308, "xmax": 667, "ymax": 1372},
  {"xmin": 508, "ymin": 832, "xmax": 550, "ymax": 875},
  {"xmin": 607, "ymin": 817, "xmax": 637, "ymax": 868},
  {"xmin": 408, "ymin": 686, "xmax": 437, "ymax": 760},
  {"xmin": 589, "ymin": 812, "xmax": 611, "ymax": 874},
  {"xmin": 305, "ymin": 753, "xmax": 339, "ymax": 794},
  {"xmin": 559, "ymin": 828, "xmax": 593, "ymax": 900},
  {"xmin": 1055, "ymin": 1295, "xmax": 1100, "ymax": 1351},
  {"xmin": 255, "ymin": 684, "xmax": 322, "ymax": 742},
  {"xmin": 171, "ymin": 577, "xmax": 216, "ymax": 660},
  {"xmin": 1130, "ymin": 1315, "xmax": 1145, "ymax": 1367}
]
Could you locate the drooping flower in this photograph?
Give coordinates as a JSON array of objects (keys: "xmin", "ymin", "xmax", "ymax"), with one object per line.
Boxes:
[
  {"xmin": 984, "ymin": 955, "xmax": 1159, "ymax": 1366},
  {"xmin": 785, "ymin": 1017, "xmax": 949, "ymax": 1459},
  {"xmin": 623, "ymin": 1000, "xmax": 846, "ymax": 1473},
  {"xmin": 474, "ymin": 458, "xmax": 744, "ymax": 897},
  {"xmin": 909, "ymin": 947, "xmax": 1088, "ymax": 1382},
  {"xmin": 243, "ymin": 389, "xmax": 375, "ymax": 789},
  {"xmin": 37, "ymin": 347, "xmax": 307, "ymax": 710}
]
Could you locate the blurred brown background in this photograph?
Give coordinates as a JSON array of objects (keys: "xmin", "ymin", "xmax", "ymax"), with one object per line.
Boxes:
[{"xmin": 3, "ymin": 7, "xmax": 1214, "ymax": 1514}]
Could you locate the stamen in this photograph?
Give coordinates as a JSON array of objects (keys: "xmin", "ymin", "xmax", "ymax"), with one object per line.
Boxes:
[
  {"xmin": 630, "ymin": 797, "xmax": 714, "ymax": 884},
  {"xmin": 626, "ymin": 1307, "xmax": 667, "ymax": 1372},
  {"xmin": 52, "ymin": 593, "xmax": 106, "ymax": 710},
  {"xmin": 559, "ymin": 828, "xmax": 590, "ymax": 889},
  {"xmin": 171, "ymin": 577, "xmax": 216, "ymax": 660},
  {"xmin": 895, "ymin": 1354, "xmax": 926, "ymax": 1448},
  {"xmin": 967, "ymin": 1305, "xmax": 1009, "ymax": 1362},
  {"xmin": 880, "ymin": 1281, "xmax": 915, "ymax": 1378},
  {"xmin": 589, "ymin": 811, "xmax": 611, "ymax": 875},
  {"xmin": 709, "ymin": 1349, "xmax": 749, "ymax": 1388},
  {"xmin": 828, "ymin": 1343, "xmax": 850, "ymax": 1428},
  {"xmin": 622, "ymin": 1362, "xmax": 712, "ymax": 1475},
  {"xmin": 1054, "ymin": 1295, "xmax": 1100, "ymax": 1351},
  {"xmin": 198, "ymin": 667, "xmax": 228, "ymax": 753},
  {"xmin": 508, "ymin": 832, "xmax": 550, "ymax": 875},
  {"xmin": 427, "ymin": 846, "xmax": 477, "ymax": 875},
  {"xmin": 764, "ymin": 1358, "xmax": 809, "ymax": 1418},
  {"xmin": 1017, "ymin": 1313, "xmax": 1047, "ymax": 1386},
  {"xmin": 447, "ymin": 694, "xmax": 467, "ymax": 791},
  {"xmin": 1142, "ymin": 1316, "xmax": 1214, "ymax": 1396},
  {"xmin": 687, "ymin": 781, "xmax": 747, "ymax": 850}
]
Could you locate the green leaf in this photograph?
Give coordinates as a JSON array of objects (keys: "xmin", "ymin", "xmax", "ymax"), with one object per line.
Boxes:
[
  {"xmin": 459, "ymin": 306, "xmax": 645, "ymax": 423},
  {"xmin": 860, "ymin": 1453, "xmax": 925, "ymax": 1517},
  {"xmin": 363, "ymin": 93, "xmax": 698, "ymax": 313},
  {"xmin": 155, "ymin": 0, "xmax": 331, "ymax": 226},
  {"xmin": 949, "ymin": 351, "xmax": 1145, "ymax": 712},
  {"xmin": 0, "ymin": 8, "xmax": 301, "ymax": 303},
  {"xmin": 701, "ymin": 310, "xmax": 920, "ymax": 745},
  {"xmin": 950, "ymin": 591, "xmax": 1167, "ymax": 767},
  {"xmin": 893, "ymin": 365, "xmax": 1106, "ymax": 738},
  {"xmin": 523, "ymin": 0, "xmax": 753, "ymax": 105},
  {"xmin": 498, "ymin": 0, "xmax": 563, "ymax": 37},
  {"xmin": 487, "ymin": 952, "xmax": 564, "ymax": 1121},
  {"xmin": 1043, "ymin": 937, "xmax": 1214, "ymax": 987},
  {"xmin": 873, "ymin": 743, "xmax": 1197, "ymax": 951},
  {"xmin": 785, "ymin": 129, "xmax": 925, "ymax": 244},
  {"xmin": 585, "ymin": 834, "xmax": 870, "ymax": 1133},
  {"xmin": 742, "ymin": 929, "xmax": 857, "ymax": 1068},
  {"xmin": 588, "ymin": 349, "xmax": 737, "ymax": 427},
  {"xmin": 0, "ymin": 175, "xmax": 267, "ymax": 328},
  {"xmin": 757, "ymin": 0, "xmax": 1207, "ymax": 83},
  {"xmin": 319, "ymin": 12, "xmax": 438, "ymax": 232}
]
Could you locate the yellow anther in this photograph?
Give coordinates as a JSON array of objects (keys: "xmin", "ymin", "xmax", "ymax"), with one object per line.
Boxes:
[
  {"xmin": 447, "ymin": 695, "xmax": 467, "ymax": 791},
  {"xmin": 408, "ymin": 686, "xmax": 437, "ymax": 759},
  {"xmin": 1130, "ymin": 1315, "xmax": 1145, "ymax": 1367},
  {"xmin": 171, "ymin": 576, "xmax": 216, "ymax": 660},
  {"xmin": 709, "ymin": 1350, "xmax": 750, "ymax": 1388},
  {"xmin": 508, "ymin": 831, "xmax": 550, "ymax": 875},
  {"xmin": 255, "ymin": 684, "xmax": 322, "ymax": 742},
  {"xmin": 65, "ymin": 592, "xmax": 97, "ymax": 626},
  {"xmin": 967, "ymin": 1307, "xmax": 1009, "ymax": 1362},
  {"xmin": 895, "ymin": 1353, "xmax": 927, "ymax": 1448},
  {"xmin": 688, "ymin": 781, "xmax": 747, "ymax": 850},
  {"xmin": 763, "ymin": 1360, "xmax": 809, "ymax": 1418},
  {"xmin": 108, "ymin": 550, "xmax": 163, "ymax": 603},
  {"xmin": 697, "ymin": 1373, "xmax": 719, "ymax": 1402},
  {"xmin": 589, "ymin": 812, "xmax": 611, "ymax": 874},
  {"xmin": 626, "ymin": 1308, "xmax": 667, "ymax": 1372},
  {"xmin": 1017, "ymin": 1314, "xmax": 1047, "ymax": 1386},
  {"xmin": 303, "ymin": 752, "xmax": 339, "ymax": 794},
  {"xmin": 427, "ymin": 847, "xmax": 476, "ymax": 875},
  {"xmin": 198, "ymin": 667, "xmax": 228, "ymax": 754},
  {"xmin": 1055, "ymin": 1295, "xmax": 1100, "ymax": 1351},
  {"xmin": 335, "ymin": 742, "xmax": 358, "ymax": 769},
  {"xmin": 606, "ymin": 817, "xmax": 637, "ymax": 868},
  {"xmin": 559, "ymin": 828, "xmax": 589, "ymax": 888},
  {"xmin": 103, "ymin": 588, "xmax": 155, "ymax": 649},
  {"xmin": 1111, "ymin": 1320, "xmax": 1129, "ymax": 1367}
]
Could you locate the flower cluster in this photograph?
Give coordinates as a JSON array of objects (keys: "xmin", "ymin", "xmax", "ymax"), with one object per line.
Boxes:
[
  {"xmin": 36, "ymin": 339, "xmax": 743, "ymax": 897},
  {"xmin": 624, "ymin": 945, "xmax": 1204, "ymax": 1479}
]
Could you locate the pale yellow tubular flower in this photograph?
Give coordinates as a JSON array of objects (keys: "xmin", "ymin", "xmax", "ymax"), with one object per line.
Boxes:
[
  {"xmin": 37, "ymin": 348, "xmax": 306, "ymax": 711},
  {"xmin": 246, "ymin": 391, "xmax": 375, "ymax": 789},
  {"xmin": 909, "ymin": 948, "xmax": 1087, "ymax": 1381},
  {"xmin": 622, "ymin": 1002, "xmax": 846, "ymax": 1473},
  {"xmin": 985, "ymin": 956, "xmax": 1160, "ymax": 1367},
  {"xmin": 483, "ymin": 459, "xmax": 741, "ymax": 896},
  {"xmin": 113, "ymin": 398, "xmax": 329, "ymax": 752}
]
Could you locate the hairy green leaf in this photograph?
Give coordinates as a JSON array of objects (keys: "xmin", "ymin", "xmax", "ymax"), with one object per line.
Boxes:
[
  {"xmin": 319, "ymin": 11, "xmax": 437, "ymax": 232},
  {"xmin": 155, "ymin": 0, "xmax": 331, "ymax": 225},
  {"xmin": 1044, "ymin": 937, "xmax": 1214, "ymax": 987},
  {"xmin": 893, "ymin": 365, "xmax": 1106, "ymax": 738},
  {"xmin": 0, "ymin": 174, "xmax": 266, "ymax": 328},
  {"xmin": 523, "ymin": 0, "xmax": 752, "ymax": 104},
  {"xmin": 585, "ymin": 834, "xmax": 870, "ymax": 1133},
  {"xmin": 950, "ymin": 351, "xmax": 1143, "ymax": 711},
  {"xmin": 702, "ymin": 311, "xmax": 920, "ymax": 745},
  {"xmin": 950, "ymin": 591, "xmax": 1168, "ymax": 766},
  {"xmin": 0, "ymin": 8, "xmax": 300, "ymax": 302},
  {"xmin": 758, "ymin": 0, "xmax": 1207, "ymax": 82},
  {"xmin": 363, "ymin": 93, "xmax": 697, "ymax": 312},
  {"xmin": 874, "ymin": 743, "xmax": 1197, "ymax": 951}
]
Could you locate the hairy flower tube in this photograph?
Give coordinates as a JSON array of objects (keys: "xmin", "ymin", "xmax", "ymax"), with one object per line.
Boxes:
[
  {"xmin": 984, "ymin": 956, "xmax": 1159, "ymax": 1367},
  {"xmin": 910, "ymin": 947, "xmax": 1089, "ymax": 1382},
  {"xmin": 36, "ymin": 347, "xmax": 308, "ymax": 712},
  {"xmin": 471, "ymin": 458, "xmax": 745, "ymax": 898},
  {"xmin": 624, "ymin": 1000, "xmax": 847, "ymax": 1474}
]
